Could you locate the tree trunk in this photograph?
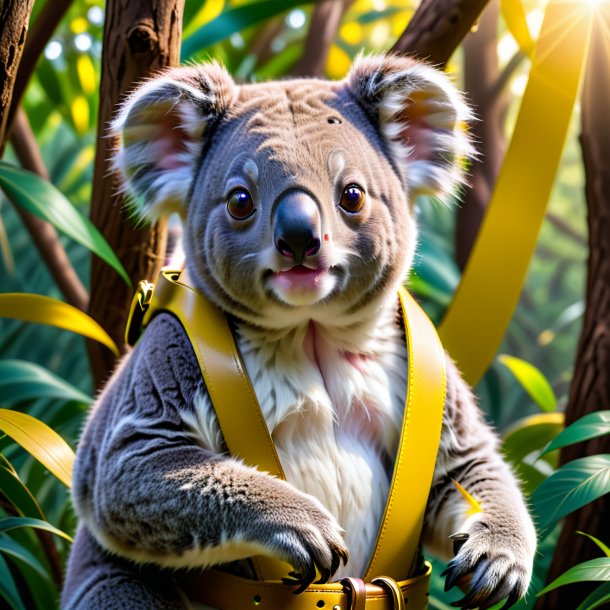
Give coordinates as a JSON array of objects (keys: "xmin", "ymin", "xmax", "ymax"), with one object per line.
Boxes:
[
  {"xmin": 537, "ymin": 7, "xmax": 610, "ymax": 609},
  {"xmin": 88, "ymin": 0, "xmax": 184, "ymax": 388},
  {"xmin": 391, "ymin": 0, "xmax": 490, "ymax": 66},
  {"xmin": 0, "ymin": 0, "xmax": 35, "ymax": 155},
  {"xmin": 456, "ymin": 0, "xmax": 506, "ymax": 270}
]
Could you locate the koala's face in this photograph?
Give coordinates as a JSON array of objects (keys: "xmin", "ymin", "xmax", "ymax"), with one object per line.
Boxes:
[{"xmin": 115, "ymin": 56, "xmax": 471, "ymax": 329}]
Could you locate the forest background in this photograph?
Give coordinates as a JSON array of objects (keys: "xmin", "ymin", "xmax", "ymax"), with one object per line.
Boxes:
[{"xmin": 0, "ymin": 1, "xmax": 609, "ymax": 609}]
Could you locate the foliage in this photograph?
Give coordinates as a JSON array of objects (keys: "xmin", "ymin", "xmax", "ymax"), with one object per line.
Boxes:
[{"xmin": 0, "ymin": 0, "xmax": 598, "ymax": 609}]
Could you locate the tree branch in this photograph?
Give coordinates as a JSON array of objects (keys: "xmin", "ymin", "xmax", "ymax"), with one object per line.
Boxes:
[
  {"xmin": 6, "ymin": 0, "xmax": 73, "ymax": 132},
  {"xmin": 8, "ymin": 107, "xmax": 88, "ymax": 310},
  {"xmin": 292, "ymin": 0, "xmax": 353, "ymax": 77},
  {"xmin": 0, "ymin": 0, "xmax": 35, "ymax": 156},
  {"xmin": 391, "ymin": 0, "xmax": 491, "ymax": 67}
]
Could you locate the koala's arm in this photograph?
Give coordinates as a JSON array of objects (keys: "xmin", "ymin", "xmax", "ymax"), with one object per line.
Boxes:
[
  {"xmin": 422, "ymin": 358, "xmax": 537, "ymax": 609},
  {"xmin": 72, "ymin": 314, "xmax": 346, "ymax": 585}
]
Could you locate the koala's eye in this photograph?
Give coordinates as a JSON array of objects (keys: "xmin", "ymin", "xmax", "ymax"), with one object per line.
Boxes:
[
  {"xmin": 227, "ymin": 189, "xmax": 255, "ymax": 220},
  {"xmin": 339, "ymin": 184, "xmax": 365, "ymax": 214}
]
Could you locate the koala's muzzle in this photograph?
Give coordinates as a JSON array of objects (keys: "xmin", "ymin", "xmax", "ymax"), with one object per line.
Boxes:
[{"xmin": 273, "ymin": 191, "xmax": 321, "ymax": 266}]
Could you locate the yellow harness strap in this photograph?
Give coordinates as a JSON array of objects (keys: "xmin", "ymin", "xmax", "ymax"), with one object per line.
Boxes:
[{"xmin": 130, "ymin": 269, "xmax": 446, "ymax": 594}]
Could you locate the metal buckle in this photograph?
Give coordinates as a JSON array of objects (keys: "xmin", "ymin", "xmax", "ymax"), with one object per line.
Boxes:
[
  {"xmin": 371, "ymin": 576, "xmax": 406, "ymax": 610},
  {"xmin": 341, "ymin": 577, "xmax": 366, "ymax": 610},
  {"xmin": 125, "ymin": 280, "xmax": 155, "ymax": 346}
]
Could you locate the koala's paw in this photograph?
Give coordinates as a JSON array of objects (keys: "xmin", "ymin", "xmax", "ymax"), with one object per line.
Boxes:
[
  {"xmin": 441, "ymin": 520, "xmax": 534, "ymax": 610},
  {"xmin": 267, "ymin": 496, "xmax": 348, "ymax": 594}
]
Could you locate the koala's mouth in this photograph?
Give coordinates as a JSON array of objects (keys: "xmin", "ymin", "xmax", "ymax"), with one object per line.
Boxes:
[{"xmin": 266, "ymin": 265, "xmax": 336, "ymax": 306}]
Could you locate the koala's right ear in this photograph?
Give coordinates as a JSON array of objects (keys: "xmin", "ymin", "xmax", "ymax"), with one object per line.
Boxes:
[{"xmin": 113, "ymin": 63, "xmax": 236, "ymax": 221}]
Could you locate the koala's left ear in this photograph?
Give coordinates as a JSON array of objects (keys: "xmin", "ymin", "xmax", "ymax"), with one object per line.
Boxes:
[
  {"xmin": 113, "ymin": 62, "xmax": 236, "ymax": 221},
  {"xmin": 346, "ymin": 54, "xmax": 474, "ymax": 201}
]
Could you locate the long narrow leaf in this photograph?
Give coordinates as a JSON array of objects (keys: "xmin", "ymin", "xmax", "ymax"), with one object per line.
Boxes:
[
  {"xmin": 576, "ymin": 581, "xmax": 610, "ymax": 610},
  {"xmin": 0, "ymin": 293, "xmax": 118, "ymax": 356},
  {"xmin": 0, "ymin": 410, "xmax": 74, "ymax": 488},
  {"xmin": 0, "ymin": 359, "xmax": 91, "ymax": 406},
  {"xmin": 0, "ymin": 517, "xmax": 72, "ymax": 542},
  {"xmin": 182, "ymin": 0, "xmax": 315, "ymax": 59},
  {"xmin": 0, "ymin": 466, "xmax": 45, "ymax": 519},
  {"xmin": 537, "ymin": 557, "xmax": 610, "ymax": 596},
  {"xmin": 542, "ymin": 411, "xmax": 610, "ymax": 456},
  {"xmin": 498, "ymin": 354, "xmax": 557, "ymax": 411},
  {"xmin": 578, "ymin": 532, "xmax": 610, "ymax": 557},
  {"xmin": 0, "ymin": 554, "xmax": 26, "ymax": 610},
  {"xmin": 0, "ymin": 535, "xmax": 51, "ymax": 580},
  {"xmin": 0, "ymin": 161, "xmax": 130, "ymax": 286},
  {"xmin": 531, "ymin": 455, "xmax": 610, "ymax": 529}
]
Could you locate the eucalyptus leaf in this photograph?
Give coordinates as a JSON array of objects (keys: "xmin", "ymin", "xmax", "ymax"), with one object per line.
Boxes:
[
  {"xmin": 577, "ymin": 532, "xmax": 610, "ymax": 557},
  {"xmin": 541, "ymin": 411, "xmax": 610, "ymax": 456},
  {"xmin": 0, "ymin": 161, "xmax": 130, "ymax": 286},
  {"xmin": 182, "ymin": 0, "xmax": 316, "ymax": 59},
  {"xmin": 0, "ymin": 553, "xmax": 26, "ymax": 610},
  {"xmin": 576, "ymin": 580, "xmax": 610, "ymax": 610},
  {"xmin": 531, "ymin": 454, "xmax": 610, "ymax": 530},
  {"xmin": 502, "ymin": 412, "xmax": 564, "ymax": 464},
  {"xmin": 0, "ymin": 359, "xmax": 91, "ymax": 406},
  {"xmin": 0, "ymin": 535, "xmax": 51, "ymax": 580},
  {"xmin": 498, "ymin": 354, "xmax": 557, "ymax": 411},
  {"xmin": 0, "ymin": 517, "xmax": 72, "ymax": 542},
  {"xmin": 537, "ymin": 557, "xmax": 610, "ymax": 596},
  {"xmin": 0, "ymin": 466, "xmax": 45, "ymax": 519}
]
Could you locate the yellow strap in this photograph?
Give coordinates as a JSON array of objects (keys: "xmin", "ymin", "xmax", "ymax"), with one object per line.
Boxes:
[
  {"xmin": 438, "ymin": 1, "xmax": 593, "ymax": 386},
  {"xmin": 363, "ymin": 286, "xmax": 446, "ymax": 580},
  {"xmin": 143, "ymin": 271, "xmax": 446, "ymax": 582}
]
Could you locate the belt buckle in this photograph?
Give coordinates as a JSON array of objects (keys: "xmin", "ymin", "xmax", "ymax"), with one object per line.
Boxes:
[
  {"xmin": 341, "ymin": 577, "xmax": 367, "ymax": 610},
  {"xmin": 371, "ymin": 576, "xmax": 406, "ymax": 610}
]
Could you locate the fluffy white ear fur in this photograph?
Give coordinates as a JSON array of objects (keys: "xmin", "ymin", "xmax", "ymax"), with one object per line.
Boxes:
[
  {"xmin": 113, "ymin": 62, "xmax": 236, "ymax": 221},
  {"xmin": 346, "ymin": 54, "xmax": 475, "ymax": 202}
]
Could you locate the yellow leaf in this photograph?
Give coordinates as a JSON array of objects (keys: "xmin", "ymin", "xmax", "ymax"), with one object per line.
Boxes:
[
  {"xmin": 453, "ymin": 480, "xmax": 483, "ymax": 515},
  {"xmin": 0, "ymin": 293, "xmax": 119, "ymax": 356},
  {"xmin": 326, "ymin": 45, "xmax": 351, "ymax": 80},
  {"xmin": 77, "ymin": 54, "xmax": 96, "ymax": 95},
  {"xmin": 0, "ymin": 409, "xmax": 74, "ymax": 488},
  {"xmin": 183, "ymin": 0, "xmax": 225, "ymax": 38},
  {"xmin": 71, "ymin": 95, "xmax": 89, "ymax": 135}
]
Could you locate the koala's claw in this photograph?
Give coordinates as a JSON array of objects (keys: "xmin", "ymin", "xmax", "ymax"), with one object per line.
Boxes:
[
  {"xmin": 442, "ymin": 526, "xmax": 531, "ymax": 610},
  {"xmin": 282, "ymin": 543, "xmax": 348, "ymax": 594}
]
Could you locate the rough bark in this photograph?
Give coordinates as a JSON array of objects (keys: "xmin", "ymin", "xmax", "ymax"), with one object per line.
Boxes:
[
  {"xmin": 10, "ymin": 108, "xmax": 88, "ymax": 310},
  {"xmin": 537, "ymin": 7, "xmax": 610, "ymax": 609},
  {"xmin": 88, "ymin": 0, "xmax": 184, "ymax": 387},
  {"xmin": 391, "ymin": 0, "xmax": 490, "ymax": 67},
  {"xmin": 0, "ymin": 0, "xmax": 35, "ymax": 155},
  {"xmin": 292, "ymin": 0, "xmax": 353, "ymax": 77},
  {"xmin": 456, "ymin": 0, "xmax": 505, "ymax": 269},
  {"xmin": 6, "ymin": 0, "xmax": 73, "ymax": 131}
]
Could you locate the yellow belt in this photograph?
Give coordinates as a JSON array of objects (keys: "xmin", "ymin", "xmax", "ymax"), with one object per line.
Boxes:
[{"xmin": 127, "ymin": 269, "xmax": 446, "ymax": 607}]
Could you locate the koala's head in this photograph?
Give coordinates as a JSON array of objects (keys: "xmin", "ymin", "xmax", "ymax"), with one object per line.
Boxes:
[{"xmin": 114, "ymin": 55, "xmax": 472, "ymax": 330}]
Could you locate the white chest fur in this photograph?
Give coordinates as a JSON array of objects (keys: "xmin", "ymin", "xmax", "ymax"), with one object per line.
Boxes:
[{"xmin": 237, "ymin": 307, "xmax": 408, "ymax": 577}]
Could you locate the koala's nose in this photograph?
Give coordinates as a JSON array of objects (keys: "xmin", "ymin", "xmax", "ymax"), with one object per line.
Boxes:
[{"xmin": 273, "ymin": 192, "xmax": 321, "ymax": 265}]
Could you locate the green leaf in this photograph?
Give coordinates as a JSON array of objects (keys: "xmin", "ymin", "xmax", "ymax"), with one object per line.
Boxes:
[
  {"xmin": 0, "ymin": 554, "xmax": 26, "ymax": 610},
  {"xmin": 182, "ymin": 0, "xmax": 316, "ymax": 59},
  {"xmin": 498, "ymin": 354, "xmax": 557, "ymax": 411},
  {"xmin": 0, "ymin": 161, "xmax": 130, "ymax": 286},
  {"xmin": 0, "ymin": 517, "xmax": 72, "ymax": 542},
  {"xmin": 0, "ymin": 466, "xmax": 45, "ymax": 519},
  {"xmin": 576, "ymin": 580, "xmax": 610, "ymax": 610},
  {"xmin": 503, "ymin": 412, "xmax": 564, "ymax": 463},
  {"xmin": 0, "ymin": 409, "xmax": 74, "ymax": 488},
  {"xmin": 531, "ymin": 454, "xmax": 610, "ymax": 529},
  {"xmin": 0, "ymin": 359, "xmax": 91, "ymax": 406},
  {"xmin": 537, "ymin": 557, "xmax": 610, "ymax": 596},
  {"xmin": 0, "ymin": 535, "xmax": 51, "ymax": 580},
  {"xmin": 541, "ymin": 411, "xmax": 610, "ymax": 456},
  {"xmin": 0, "ymin": 293, "xmax": 119, "ymax": 356},
  {"xmin": 577, "ymin": 532, "xmax": 610, "ymax": 557}
]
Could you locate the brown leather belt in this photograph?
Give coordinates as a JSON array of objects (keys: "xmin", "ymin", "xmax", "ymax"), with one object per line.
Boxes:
[{"xmin": 179, "ymin": 562, "xmax": 431, "ymax": 610}]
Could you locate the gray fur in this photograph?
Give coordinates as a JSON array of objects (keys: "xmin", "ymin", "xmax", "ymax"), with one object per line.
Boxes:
[{"xmin": 63, "ymin": 56, "xmax": 535, "ymax": 609}]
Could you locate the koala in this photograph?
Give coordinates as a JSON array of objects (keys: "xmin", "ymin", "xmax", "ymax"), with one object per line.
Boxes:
[{"xmin": 62, "ymin": 55, "xmax": 536, "ymax": 610}]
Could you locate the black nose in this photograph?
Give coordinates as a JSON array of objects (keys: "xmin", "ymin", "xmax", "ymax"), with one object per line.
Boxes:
[{"xmin": 273, "ymin": 191, "xmax": 321, "ymax": 265}]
